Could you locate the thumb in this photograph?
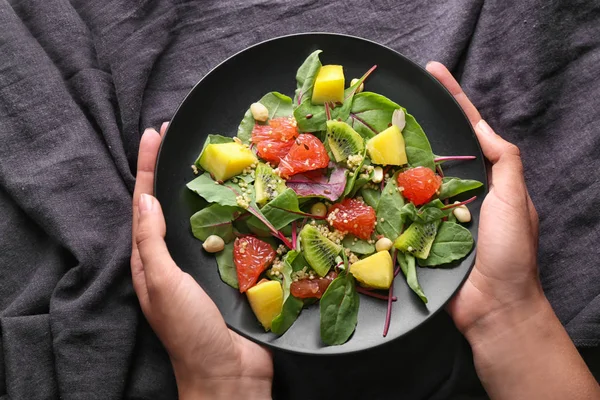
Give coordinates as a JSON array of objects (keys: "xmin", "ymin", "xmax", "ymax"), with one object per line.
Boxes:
[{"xmin": 136, "ymin": 193, "xmax": 182, "ymax": 299}]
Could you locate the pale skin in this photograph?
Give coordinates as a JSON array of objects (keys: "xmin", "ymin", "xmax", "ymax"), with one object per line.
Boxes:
[{"xmin": 131, "ymin": 64, "xmax": 600, "ymax": 399}]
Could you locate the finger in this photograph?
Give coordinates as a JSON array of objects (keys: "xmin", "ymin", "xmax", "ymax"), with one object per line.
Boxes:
[
  {"xmin": 474, "ymin": 120, "xmax": 521, "ymax": 164},
  {"xmin": 131, "ymin": 128, "xmax": 163, "ymax": 306},
  {"xmin": 136, "ymin": 193, "xmax": 182, "ymax": 300},
  {"xmin": 426, "ymin": 61, "xmax": 482, "ymax": 127},
  {"xmin": 160, "ymin": 121, "xmax": 169, "ymax": 137}
]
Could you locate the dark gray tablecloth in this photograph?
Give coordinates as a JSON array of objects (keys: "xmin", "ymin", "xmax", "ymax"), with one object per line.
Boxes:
[{"xmin": 1, "ymin": 1, "xmax": 599, "ymax": 399}]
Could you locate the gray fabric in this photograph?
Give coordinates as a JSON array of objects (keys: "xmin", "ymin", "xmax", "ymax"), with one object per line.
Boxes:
[{"xmin": 0, "ymin": 0, "xmax": 598, "ymax": 399}]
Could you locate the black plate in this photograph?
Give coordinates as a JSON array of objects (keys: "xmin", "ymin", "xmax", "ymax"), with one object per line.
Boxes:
[{"xmin": 155, "ymin": 33, "xmax": 487, "ymax": 355}]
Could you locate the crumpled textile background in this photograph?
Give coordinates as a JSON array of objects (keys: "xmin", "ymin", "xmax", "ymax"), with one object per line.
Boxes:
[{"xmin": 0, "ymin": 1, "xmax": 598, "ymax": 399}]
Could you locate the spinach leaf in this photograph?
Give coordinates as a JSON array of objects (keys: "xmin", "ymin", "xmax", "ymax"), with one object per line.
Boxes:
[
  {"xmin": 401, "ymin": 200, "xmax": 452, "ymax": 224},
  {"xmin": 418, "ymin": 222, "xmax": 474, "ymax": 267},
  {"xmin": 194, "ymin": 134, "xmax": 233, "ymax": 166},
  {"xmin": 398, "ymin": 253, "xmax": 427, "ymax": 303},
  {"xmin": 345, "ymin": 92, "xmax": 400, "ymax": 139},
  {"xmin": 271, "ymin": 250, "xmax": 305, "ymax": 334},
  {"xmin": 439, "ymin": 177, "xmax": 483, "ymax": 200},
  {"xmin": 403, "ymin": 112, "xmax": 436, "ymax": 171},
  {"xmin": 417, "ymin": 199, "xmax": 449, "ymax": 223},
  {"xmin": 348, "ymin": 170, "xmax": 373, "ymax": 198},
  {"xmin": 190, "ymin": 204, "xmax": 241, "ymax": 243},
  {"xmin": 399, "ymin": 203, "xmax": 418, "ymax": 222},
  {"xmin": 293, "ymin": 50, "xmax": 322, "ymax": 105},
  {"xmin": 342, "ymin": 235, "xmax": 375, "ymax": 255},
  {"xmin": 360, "ymin": 187, "xmax": 381, "ymax": 209},
  {"xmin": 187, "ymin": 172, "xmax": 254, "ymax": 207},
  {"xmin": 320, "ymin": 272, "xmax": 359, "ymax": 345},
  {"xmin": 247, "ymin": 188, "xmax": 305, "ymax": 232},
  {"xmin": 342, "ymin": 150, "xmax": 367, "ymax": 198},
  {"xmin": 237, "ymin": 92, "xmax": 294, "ymax": 143},
  {"xmin": 376, "ymin": 172, "xmax": 405, "ymax": 241},
  {"xmin": 215, "ymin": 242, "xmax": 238, "ymax": 289}
]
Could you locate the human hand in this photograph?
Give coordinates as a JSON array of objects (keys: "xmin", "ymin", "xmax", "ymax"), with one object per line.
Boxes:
[
  {"xmin": 130, "ymin": 124, "xmax": 273, "ymax": 399},
  {"xmin": 425, "ymin": 62, "xmax": 542, "ymax": 337},
  {"xmin": 426, "ymin": 62, "xmax": 600, "ymax": 400}
]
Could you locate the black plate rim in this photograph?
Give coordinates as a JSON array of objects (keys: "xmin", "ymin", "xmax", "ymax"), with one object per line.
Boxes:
[{"xmin": 154, "ymin": 32, "xmax": 487, "ymax": 356}]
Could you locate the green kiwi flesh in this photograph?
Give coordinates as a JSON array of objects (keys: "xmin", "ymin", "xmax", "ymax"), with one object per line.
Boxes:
[
  {"xmin": 255, "ymin": 162, "xmax": 286, "ymax": 205},
  {"xmin": 326, "ymin": 120, "xmax": 365, "ymax": 162},
  {"xmin": 394, "ymin": 221, "xmax": 439, "ymax": 259},
  {"xmin": 299, "ymin": 225, "xmax": 342, "ymax": 277}
]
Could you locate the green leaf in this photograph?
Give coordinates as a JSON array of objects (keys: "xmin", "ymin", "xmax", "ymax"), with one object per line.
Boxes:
[
  {"xmin": 401, "ymin": 200, "xmax": 452, "ymax": 224},
  {"xmin": 398, "ymin": 253, "xmax": 427, "ymax": 303},
  {"xmin": 194, "ymin": 134, "xmax": 234, "ymax": 167},
  {"xmin": 360, "ymin": 187, "xmax": 381, "ymax": 209},
  {"xmin": 187, "ymin": 172, "xmax": 254, "ymax": 207},
  {"xmin": 399, "ymin": 203, "xmax": 418, "ymax": 222},
  {"xmin": 190, "ymin": 204, "xmax": 241, "ymax": 243},
  {"xmin": 418, "ymin": 222, "xmax": 474, "ymax": 267},
  {"xmin": 293, "ymin": 50, "xmax": 322, "ymax": 104},
  {"xmin": 439, "ymin": 177, "xmax": 483, "ymax": 200},
  {"xmin": 320, "ymin": 272, "xmax": 359, "ymax": 345},
  {"xmin": 237, "ymin": 92, "xmax": 294, "ymax": 144},
  {"xmin": 376, "ymin": 172, "xmax": 405, "ymax": 241},
  {"xmin": 247, "ymin": 188, "xmax": 305, "ymax": 232},
  {"xmin": 417, "ymin": 199, "xmax": 449, "ymax": 223},
  {"xmin": 346, "ymin": 92, "xmax": 400, "ymax": 139},
  {"xmin": 215, "ymin": 242, "xmax": 238, "ymax": 289},
  {"xmin": 342, "ymin": 150, "xmax": 367, "ymax": 198},
  {"xmin": 271, "ymin": 250, "xmax": 305, "ymax": 335},
  {"xmin": 342, "ymin": 235, "xmax": 375, "ymax": 255},
  {"xmin": 403, "ymin": 112, "xmax": 435, "ymax": 171}
]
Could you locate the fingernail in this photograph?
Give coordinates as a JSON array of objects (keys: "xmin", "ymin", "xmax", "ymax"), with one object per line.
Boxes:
[
  {"xmin": 476, "ymin": 119, "xmax": 495, "ymax": 138},
  {"xmin": 425, "ymin": 61, "xmax": 435, "ymax": 68},
  {"xmin": 143, "ymin": 128, "xmax": 158, "ymax": 137},
  {"xmin": 139, "ymin": 193, "xmax": 154, "ymax": 213},
  {"xmin": 160, "ymin": 121, "xmax": 169, "ymax": 133}
]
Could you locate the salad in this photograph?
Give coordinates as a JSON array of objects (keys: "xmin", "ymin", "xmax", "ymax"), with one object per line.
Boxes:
[{"xmin": 186, "ymin": 50, "xmax": 483, "ymax": 345}]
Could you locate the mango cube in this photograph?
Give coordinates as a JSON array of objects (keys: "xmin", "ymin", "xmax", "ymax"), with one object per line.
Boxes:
[
  {"xmin": 246, "ymin": 280, "xmax": 283, "ymax": 331},
  {"xmin": 366, "ymin": 125, "xmax": 408, "ymax": 166},
  {"xmin": 312, "ymin": 65, "xmax": 345, "ymax": 104},
  {"xmin": 199, "ymin": 142, "xmax": 257, "ymax": 182},
  {"xmin": 350, "ymin": 251, "xmax": 393, "ymax": 290}
]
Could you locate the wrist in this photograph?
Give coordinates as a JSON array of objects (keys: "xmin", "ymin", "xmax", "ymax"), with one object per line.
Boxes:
[
  {"xmin": 177, "ymin": 375, "xmax": 272, "ymax": 400},
  {"xmin": 463, "ymin": 288, "xmax": 552, "ymax": 349}
]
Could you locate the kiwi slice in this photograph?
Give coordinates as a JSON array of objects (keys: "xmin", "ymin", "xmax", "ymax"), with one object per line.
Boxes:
[
  {"xmin": 299, "ymin": 225, "xmax": 342, "ymax": 277},
  {"xmin": 255, "ymin": 162, "xmax": 286, "ymax": 206},
  {"xmin": 394, "ymin": 221, "xmax": 439, "ymax": 259},
  {"xmin": 326, "ymin": 120, "xmax": 365, "ymax": 162}
]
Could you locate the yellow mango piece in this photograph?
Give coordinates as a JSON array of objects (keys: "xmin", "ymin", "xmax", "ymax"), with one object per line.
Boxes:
[
  {"xmin": 199, "ymin": 142, "xmax": 257, "ymax": 182},
  {"xmin": 312, "ymin": 65, "xmax": 345, "ymax": 104},
  {"xmin": 246, "ymin": 280, "xmax": 283, "ymax": 331},
  {"xmin": 366, "ymin": 125, "xmax": 408, "ymax": 166},
  {"xmin": 349, "ymin": 251, "xmax": 393, "ymax": 290}
]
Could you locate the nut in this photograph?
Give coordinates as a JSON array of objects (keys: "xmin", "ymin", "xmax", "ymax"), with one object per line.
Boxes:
[
  {"xmin": 372, "ymin": 166, "xmax": 384, "ymax": 183},
  {"xmin": 310, "ymin": 202, "xmax": 327, "ymax": 218},
  {"xmin": 452, "ymin": 202, "xmax": 471, "ymax": 223},
  {"xmin": 350, "ymin": 78, "xmax": 364, "ymax": 93},
  {"xmin": 250, "ymin": 102, "xmax": 269, "ymax": 122},
  {"xmin": 375, "ymin": 237, "xmax": 393, "ymax": 252},
  {"xmin": 202, "ymin": 235, "xmax": 225, "ymax": 253}
]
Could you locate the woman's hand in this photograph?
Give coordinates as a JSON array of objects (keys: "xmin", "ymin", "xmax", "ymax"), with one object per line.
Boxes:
[
  {"xmin": 425, "ymin": 62, "xmax": 542, "ymax": 337},
  {"xmin": 427, "ymin": 62, "xmax": 600, "ymax": 400},
  {"xmin": 130, "ymin": 124, "xmax": 273, "ymax": 399}
]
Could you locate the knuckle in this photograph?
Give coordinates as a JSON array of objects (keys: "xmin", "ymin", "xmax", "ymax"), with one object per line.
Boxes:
[{"xmin": 506, "ymin": 143, "xmax": 521, "ymax": 157}]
